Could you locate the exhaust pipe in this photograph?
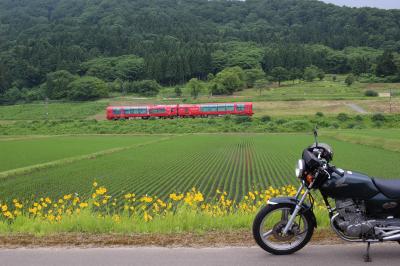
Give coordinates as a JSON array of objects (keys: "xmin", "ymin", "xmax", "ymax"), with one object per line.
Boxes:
[{"xmin": 383, "ymin": 233, "xmax": 400, "ymax": 241}]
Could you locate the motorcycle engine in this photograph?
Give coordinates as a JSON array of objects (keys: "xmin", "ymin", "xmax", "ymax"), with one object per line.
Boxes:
[{"xmin": 335, "ymin": 199, "xmax": 374, "ymax": 237}]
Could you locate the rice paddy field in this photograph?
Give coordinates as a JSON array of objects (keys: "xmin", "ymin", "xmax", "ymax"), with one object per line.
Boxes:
[{"xmin": 1, "ymin": 132, "xmax": 399, "ymax": 203}]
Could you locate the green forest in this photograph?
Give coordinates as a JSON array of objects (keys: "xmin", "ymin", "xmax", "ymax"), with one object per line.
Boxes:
[{"xmin": 1, "ymin": 0, "xmax": 400, "ymax": 103}]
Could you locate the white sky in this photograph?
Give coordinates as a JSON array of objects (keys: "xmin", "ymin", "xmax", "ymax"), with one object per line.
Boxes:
[{"xmin": 321, "ymin": 0, "xmax": 400, "ymax": 9}]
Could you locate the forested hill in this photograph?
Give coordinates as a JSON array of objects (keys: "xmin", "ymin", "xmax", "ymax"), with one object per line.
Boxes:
[{"xmin": 0, "ymin": 0, "xmax": 400, "ymax": 102}]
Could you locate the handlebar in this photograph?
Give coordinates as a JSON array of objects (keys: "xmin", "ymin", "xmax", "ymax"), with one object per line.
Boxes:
[{"xmin": 328, "ymin": 164, "xmax": 344, "ymax": 176}]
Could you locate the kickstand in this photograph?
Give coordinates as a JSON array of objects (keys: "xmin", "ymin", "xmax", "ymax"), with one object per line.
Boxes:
[{"xmin": 364, "ymin": 242, "xmax": 372, "ymax": 262}]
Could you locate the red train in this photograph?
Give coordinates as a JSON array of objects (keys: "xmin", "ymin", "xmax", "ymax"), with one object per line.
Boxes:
[{"xmin": 106, "ymin": 102, "xmax": 253, "ymax": 120}]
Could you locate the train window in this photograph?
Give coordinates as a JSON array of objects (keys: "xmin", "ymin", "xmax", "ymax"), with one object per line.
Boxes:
[
  {"xmin": 139, "ymin": 108, "xmax": 147, "ymax": 114},
  {"xmin": 149, "ymin": 108, "xmax": 166, "ymax": 114},
  {"xmin": 209, "ymin": 105, "xmax": 217, "ymax": 112},
  {"xmin": 217, "ymin": 105, "xmax": 226, "ymax": 111},
  {"xmin": 112, "ymin": 109, "xmax": 121, "ymax": 115},
  {"xmin": 226, "ymin": 105, "xmax": 234, "ymax": 111},
  {"xmin": 237, "ymin": 104, "xmax": 245, "ymax": 111},
  {"xmin": 124, "ymin": 108, "xmax": 133, "ymax": 114},
  {"xmin": 200, "ymin": 105, "xmax": 210, "ymax": 112}
]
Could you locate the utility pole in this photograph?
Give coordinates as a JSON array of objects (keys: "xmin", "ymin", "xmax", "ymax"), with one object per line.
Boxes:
[
  {"xmin": 45, "ymin": 97, "xmax": 49, "ymax": 120},
  {"xmin": 389, "ymin": 88, "xmax": 392, "ymax": 114}
]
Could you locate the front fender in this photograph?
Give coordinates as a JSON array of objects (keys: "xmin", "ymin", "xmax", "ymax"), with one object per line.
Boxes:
[{"xmin": 267, "ymin": 197, "xmax": 317, "ymax": 228}]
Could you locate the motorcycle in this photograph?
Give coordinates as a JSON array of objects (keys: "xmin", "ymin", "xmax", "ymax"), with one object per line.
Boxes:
[{"xmin": 253, "ymin": 129, "xmax": 400, "ymax": 262}]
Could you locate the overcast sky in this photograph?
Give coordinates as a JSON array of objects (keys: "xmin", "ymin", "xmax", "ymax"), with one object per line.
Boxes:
[{"xmin": 321, "ymin": 0, "xmax": 400, "ymax": 9}]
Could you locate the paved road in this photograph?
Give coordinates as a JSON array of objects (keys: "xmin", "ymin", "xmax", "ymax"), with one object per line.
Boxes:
[
  {"xmin": 346, "ymin": 103, "xmax": 368, "ymax": 114},
  {"xmin": 1, "ymin": 244, "xmax": 400, "ymax": 266}
]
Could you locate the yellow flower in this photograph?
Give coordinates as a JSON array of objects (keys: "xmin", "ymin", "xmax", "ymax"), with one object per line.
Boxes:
[
  {"xmin": 169, "ymin": 193, "xmax": 184, "ymax": 201},
  {"xmin": 140, "ymin": 196, "xmax": 153, "ymax": 203},
  {"xmin": 93, "ymin": 181, "xmax": 98, "ymax": 187},
  {"xmin": 79, "ymin": 202, "xmax": 88, "ymax": 208},
  {"xmin": 144, "ymin": 211, "xmax": 152, "ymax": 222},
  {"xmin": 95, "ymin": 187, "xmax": 107, "ymax": 195},
  {"xmin": 3, "ymin": 211, "xmax": 13, "ymax": 219},
  {"xmin": 124, "ymin": 193, "xmax": 132, "ymax": 199},
  {"xmin": 1, "ymin": 205, "xmax": 8, "ymax": 212},
  {"xmin": 63, "ymin": 194, "xmax": 72, "ymax": 200},
  {"xmin": 45, "ymin": 197, "xmax": 52, "ymax": 204}
]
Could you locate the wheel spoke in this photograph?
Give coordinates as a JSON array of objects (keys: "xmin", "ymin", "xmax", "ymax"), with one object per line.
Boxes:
[{"xmin": 262, "ymin": 230, "xmax": 273, "ymax": 239}]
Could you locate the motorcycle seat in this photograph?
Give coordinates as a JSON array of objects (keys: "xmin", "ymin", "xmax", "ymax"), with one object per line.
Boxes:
[{"xmin": 373, "ymin": 178, "xmax": 400, "ymax": 199}]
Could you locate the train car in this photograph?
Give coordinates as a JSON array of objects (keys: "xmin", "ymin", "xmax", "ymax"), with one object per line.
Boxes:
[
  {"xmin": 106, "ymin": 102, "xmax": 253, "ymax": 120},
  {"xmin": 106, "ymin": 105, "xmax": 177, "ymax": 120},
  {"xmin": 177, "ymin": 102, "xmax": 253, "ymax": 117},
  {"xmin": 148, "ymin": 105, "xmax": 178, "ymax": 118}
]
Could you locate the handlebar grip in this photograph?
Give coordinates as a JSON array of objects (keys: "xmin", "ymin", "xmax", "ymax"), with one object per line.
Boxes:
[{"xmin": 331, "ymin": 167, "xmax": 344, "ymax": 177}]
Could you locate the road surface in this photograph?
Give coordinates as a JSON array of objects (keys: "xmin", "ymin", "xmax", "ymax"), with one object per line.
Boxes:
[{"xmin": 0, "ymin": 244, "xmax": 400, "ymax": 266}]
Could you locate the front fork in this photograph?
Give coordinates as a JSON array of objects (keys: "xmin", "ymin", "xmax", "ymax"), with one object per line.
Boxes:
[{"xmin": 282, "ymin": 183, "xmax": 310, "ymax": 235}]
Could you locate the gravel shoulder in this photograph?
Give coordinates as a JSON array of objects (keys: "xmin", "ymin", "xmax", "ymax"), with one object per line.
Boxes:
[{"xmin": 0, "ymin": 230, "xmax": 341, "ymax": 248}]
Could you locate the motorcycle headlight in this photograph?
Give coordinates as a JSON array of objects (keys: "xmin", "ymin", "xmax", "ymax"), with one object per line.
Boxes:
[{"xmin": 295, "ymin": 159, "xmax": 305, "ymax": 178}]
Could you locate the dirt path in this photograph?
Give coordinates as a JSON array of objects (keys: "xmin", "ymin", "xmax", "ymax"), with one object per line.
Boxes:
[{"xmin": 346, "ymin": 103, "xmax": 368, "ymax": 114}]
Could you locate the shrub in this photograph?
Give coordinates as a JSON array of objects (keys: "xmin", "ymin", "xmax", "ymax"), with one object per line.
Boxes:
[
  {"xmin": 315, "ymin": 112, "xmax": 324, "ymax": 117},
  {"xmin": 303, "ymin": 65, "xmax": 321, "ymax": 82},
  {"xmin": 283, "ymin": 120, "xmax": 313, "ymax": 132},
  {"xmin": 234, "ymin": 116, "xmax": 252, "ymax": 124},
  {"xmin": 345, "ymin": 74, "xmax": 355, "ymax": 86},
  {"xmin": 68, "ymin": 76, "xmax": 108, "ymax": 101},
  {"xmin": 46, "ymin": 70, "xmax": 76, "ymax": 99},
  {"xmin": 260, "ymin": 115, "xmax": 272, "ymax": 122},
  {"xmin": 371, "ymin": 113, "xmax": 385, "ymax": 122},
  {"xmin": 126, "ymin": 80, "xmax": 161, "ymax": 96},
  {"xmin": 355, "ymin": 115, "xmax": 363, "ymax": 121},
  {"xmin": 364, "ymin": 90, "xmax": 378, "ymax": 97},
  {"xmin": 223, "ymin": 115, "xmax": 232, "ymax": 121},
  {"xmin": 275, "ymin": 118, "xmax": 287, "ymax": 125},
  {"xmin": 337, "ymin": 113, "xmax": 350, "ymax": 122}
]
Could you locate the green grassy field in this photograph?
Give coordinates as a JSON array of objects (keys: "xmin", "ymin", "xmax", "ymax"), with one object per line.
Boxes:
[
  {"xmin": 0, "ymin": 101, "xmax": 107, "ymax": 121},
  {"xmin": 1, "ymin": 133, "xmax": 399, "ymax": 202},
  {"xmin": 0, "ymin": 135, "xmax": 161, "ymax": 172}
]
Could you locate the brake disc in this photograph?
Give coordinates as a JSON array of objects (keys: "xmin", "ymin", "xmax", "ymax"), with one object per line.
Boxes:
[{"xmin": 272, "ymin": 221, "xmax": 300, "ymax": 241}]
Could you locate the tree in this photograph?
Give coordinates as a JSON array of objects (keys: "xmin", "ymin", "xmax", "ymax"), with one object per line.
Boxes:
[
  {"xmin": 127, "ymin": 80, "xmax": 161, "ymax": 96},
  {"xmin": 289, "ymin": 68, "xmax": 303, "ymax": 83},
  {"xmin": 269, "ymin": 67, "xmax": 288, "ymax": 86},
  {"xmin": 345, "ymin": 74, "xmax": 355, "ymax": 86},
  {"xmin": 317, "ymin": 69, "xmax": 325, "ymax": 80},
  {"xmin": 187, "ymin": 78, "xmax": 204, "ymax": 99},
  {"xmin": 174, "ymin": 87, "xmax": 182, "ymax": 97},
  {"xmin": 376, "ymin": 51, "xmax": 398, "ymax": 77},
  {"xmin": 45, "ymin": 70, "xmax": 76, "ymax": 99},
  {"xmin": 2, "ymin": 87, "xmax": 22, "ymax": 104},
  {"xmin": 115, "ymin": 56, "xmax": 146, "ymax": 81},
  {"xmin": 212, "ymin": 67, "xmax": 246, "ymax": 94},
  {"xmin": 254, "ymin": 79, "xmax": 270, "ymax": 96},
  {"xmin": 67, "ymin": 76, "xmax": 108, "ymax": 101},
  {"xmin": 81, "ymin": 55, "xmax": 145, "ymax": 82},
  {"xmin": 303, "ymin": 65, "xmax": 320, "ymax": 82},
  {"xmin": 244, "ymin": 68, "xmax": 265, "ymax": 88}
]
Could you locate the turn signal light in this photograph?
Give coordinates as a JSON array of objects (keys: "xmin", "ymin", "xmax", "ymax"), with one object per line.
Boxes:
[{"xmin": 306, "ymin": 174, "xmax": 314, "ymax": 184}]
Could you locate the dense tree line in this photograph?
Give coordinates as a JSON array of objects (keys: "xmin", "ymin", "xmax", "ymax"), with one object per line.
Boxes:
[{"xmin": 1, "ymin": 0, "xmax": 400, "ymax": 103}]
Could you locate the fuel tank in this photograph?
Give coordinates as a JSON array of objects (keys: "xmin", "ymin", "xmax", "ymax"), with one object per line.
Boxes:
[{"xmin": 320, "ymin": 170, "xmax": 379, "ymax": 200}]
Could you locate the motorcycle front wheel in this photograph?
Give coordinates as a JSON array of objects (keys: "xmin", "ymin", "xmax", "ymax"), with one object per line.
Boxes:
[{"xmin": 253, "ymin": 203, "xmax": 314, "ymax": 255}]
